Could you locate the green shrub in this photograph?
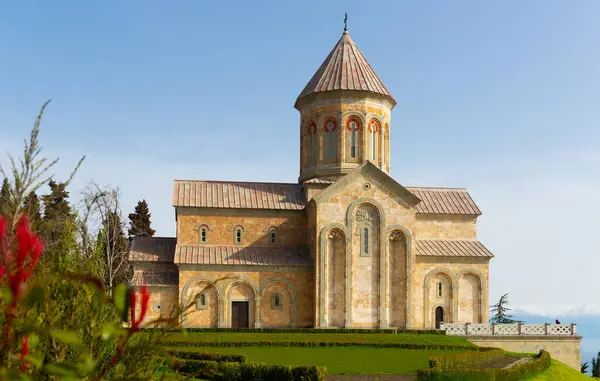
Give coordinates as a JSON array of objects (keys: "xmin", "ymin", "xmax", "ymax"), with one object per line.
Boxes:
[
  {"xmin": 170, "ymin": 348, "xmax": 246, "ymax": 363},
  {"xmin": 429, "ymin": 348, "xmax": 505, "ymax": 370},
  {"xmin": 148, "ymin": 327, "xmax": 446, "ymax": 335},
  {"xmin": 164, "ymin": 340, "xmax": 478, "ymax": 351},
  {"xmin": 213, "ymin": 362, "xmax": 327, "ymax": 381},
  {"xmin": 175, "ymin": 359, "xmax": 222, "ymax": 379},
  {"xmin": 415, "ymin": 350, "xmax": 552, "ymax": 381}
]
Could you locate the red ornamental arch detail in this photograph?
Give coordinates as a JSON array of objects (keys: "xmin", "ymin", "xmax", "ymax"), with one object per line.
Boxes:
[
  {"xmin": 307, "ymin": 122, "xmax": 317, "ymax": 135},
  {"xmin": 324, "ymin": 119, "xmax": 338, "ymax": 132},
  {"xmin": 368, "ymin": 119, "xmax": 381, "ymax": 133},
  {"xmin": 346, "ymin": 118, "xmax": 361, "ymax": 131}
]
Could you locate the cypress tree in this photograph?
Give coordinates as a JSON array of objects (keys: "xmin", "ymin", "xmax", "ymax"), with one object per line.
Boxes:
[
  {"xmin": 0, "ymin": 177, "xmax": 11, "ymax": 217},
  {"xmin": 489, "ymin": 293, "xmax": 516, "ymax": 324},
  {"xmin": 23, "ymin": 191, "xmax": 43, "ymax": 232},
  {"xmin": 128, "ymin": 199, "xmax": 156, "ymax": 238}
]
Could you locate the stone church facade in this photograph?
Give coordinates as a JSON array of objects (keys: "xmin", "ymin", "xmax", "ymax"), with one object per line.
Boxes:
[{"xmin": 130, "ymin": 28, "xmax": 494, "ymax": 330}]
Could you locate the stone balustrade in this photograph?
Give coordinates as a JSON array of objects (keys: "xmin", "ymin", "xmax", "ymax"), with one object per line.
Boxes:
[{"xmin": 440, "ymin": 322, "xmax": 577, "ymax": 336}]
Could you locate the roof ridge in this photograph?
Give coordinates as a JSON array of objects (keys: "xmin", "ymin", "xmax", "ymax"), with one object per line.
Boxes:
[
  {"xmin": 406, "ymin": 186, "xmax": 469, "ymax": 191},
  {"xmin": 296, "ymin": 30, "xmax": 395, "ymax": 104},
  {"xmin": 174, "ymin": 179, "xmax": 301, "ymax": 186}
]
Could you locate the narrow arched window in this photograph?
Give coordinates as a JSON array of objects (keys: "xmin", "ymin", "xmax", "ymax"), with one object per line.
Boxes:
[
  {"xmin": 325, "ymin": 120, "xmax": 336, "ymax": 160},
  {"xmin": 196, "ymin": 293, "xmax": 207, "ymax": 310},
  {"xmin": 363, "ymin": 227, "xmax": 369, "ymax": 255},
  {"xmin": 270, "ymin": 230, "xmax": 277, "ymax": 244},
  {"xmin": 308, "ymin": 123, "xmax": 317, "ymax": 165},
  {"xmin": 383, "ymin": 124, "xmax": 389, "ymax": 168},
  {"xmin": 235, "ymin": 228, "xmax": 242, "ymax": 244},
  {"xmin": 437, "ymin": 282, "xmax": 443, "ymax": 297},
  {"xmin": 368, "ymin": 120, "xmax": 380, "ymax": 161},
  {"xmin": 347, "ymin": 119, "xmax": 360, "ymax": 159},
  {"xmin": 271, "ymin": 292, "xmax": 282, "ymax": 310},
  {"xmin": 200, "ymin": 228, "xmax": 207, "ymax": 243},
  {"xmin": 350, "ymin": 122, "xmax": 357, "ymax": 158}
]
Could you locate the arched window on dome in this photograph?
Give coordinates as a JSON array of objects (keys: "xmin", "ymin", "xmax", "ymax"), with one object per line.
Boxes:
[
  {"xmin": 368, "ymin": 119, "xmax": 380, "ymax": 162},
  {"xmin": 383, "ymin": 124, "xmax": 389, "ymax": 169},
  {"xmin": 324, "ymin": 119, "xmax": 337, "ymax": 162},
  {"xmin": 308, "ymin": 123, "xmax": 317, "ymax": 165},
  {"xmin": 346, "ymin": 118, "xmax": 360, "ymax": 160}
]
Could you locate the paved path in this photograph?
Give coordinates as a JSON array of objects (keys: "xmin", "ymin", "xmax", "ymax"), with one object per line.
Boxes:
[{"xmin": 327, "ymin": 375, "xmax": 414, "ymax": 381}]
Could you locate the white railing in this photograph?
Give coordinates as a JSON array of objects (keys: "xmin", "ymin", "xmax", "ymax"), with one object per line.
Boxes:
[{"xmin": 440, "ymin": 322, "xmax": 577, "ymax": 336}]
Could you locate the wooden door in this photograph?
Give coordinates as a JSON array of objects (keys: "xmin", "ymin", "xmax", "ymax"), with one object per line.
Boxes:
[
  {"xmin": 435, "ymin": 306, "xmax": 444, "ymax": 329},
  {"xmin": 231, "ymin": 301, "xmax": 249, "ymax": 328}
]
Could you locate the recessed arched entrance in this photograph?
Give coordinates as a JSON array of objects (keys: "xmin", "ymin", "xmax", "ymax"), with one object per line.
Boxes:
[{"xmin": 435, "ymin": 306, "xmax": 444, "ymax": 329}]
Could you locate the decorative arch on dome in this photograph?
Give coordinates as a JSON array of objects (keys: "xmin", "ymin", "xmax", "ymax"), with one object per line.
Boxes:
[
  {"xmin": 307, "ymin": 121, "xmax": 317, "ymax": 166},
  {"xmin": 323, "ymin": 117, "xmax": 339, "ymax": 163},
  {"xmin": 345, "ymin": 117, "xmax": 362, "ymax": 161},
  {"xmin": 367, "ymin": 119, "xmax": 381, "ymax": 162}
]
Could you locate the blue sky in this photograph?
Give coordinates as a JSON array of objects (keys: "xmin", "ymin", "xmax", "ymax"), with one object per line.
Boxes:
[{"xmin": 1, "ymin": 1, "xmax": 599, "ymax": 321}]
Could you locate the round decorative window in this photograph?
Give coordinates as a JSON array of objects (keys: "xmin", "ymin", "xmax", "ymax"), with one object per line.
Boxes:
[
  {"xmin": 152, "ymin": 303, "xmax": 162, "ymax": 313},
  {"xmin": 362, "ymin": 182, "xmax": 372, "ymax": 191}
]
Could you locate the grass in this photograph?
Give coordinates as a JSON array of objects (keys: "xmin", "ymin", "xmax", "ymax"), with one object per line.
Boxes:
[
  {"xmin": 524, "ymin": 360, "xmax": 594, "ymax": 381},
  {"xmin": 175, "ymin": 346, "xmax": 466, "ymax": 375},
  {"xmin": 165, "ymin": 332, "xmax": 475, "ymax": 347}
]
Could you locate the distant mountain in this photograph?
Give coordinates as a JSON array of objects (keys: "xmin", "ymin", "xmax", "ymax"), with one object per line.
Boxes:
[{"xmin": 512, "ymin": 311, "xmax": 600, "ymax": 366}]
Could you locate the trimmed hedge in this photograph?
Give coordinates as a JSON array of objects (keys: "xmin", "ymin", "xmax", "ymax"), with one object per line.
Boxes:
[
  {"xmin": 146, "ymin": 327, "xmax": 446, "ymax": 335},
  {"xmin": 428, "ymin": 348, "xmax": 505, "ymax": 370},
  {"xmin": 175, "ymin": 359, "xmax": 327, "ymax": 381},
  {"xmin": 170, "ymin": 348, "xmax": 246, "ymax": 363},
  {"xmin": 214, "ymin": 362, "xmax": 327, "ymax": 381},
  {"xmin": 415, "ymin": 350, "xmax": 552, "ymax": 381},
  {"xmin": 164, "ymin": 340, "xmax": 480, "ymax": 351}
]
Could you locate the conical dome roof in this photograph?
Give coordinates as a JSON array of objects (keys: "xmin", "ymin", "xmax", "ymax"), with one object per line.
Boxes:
[{"xmin": 296, "ymin": 30, "xmax": 395, "ymax": 106}]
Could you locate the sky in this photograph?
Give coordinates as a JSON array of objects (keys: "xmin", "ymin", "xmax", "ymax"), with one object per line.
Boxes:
[{"xmin": 0, "ymin": 1, "xmax": 599, "ymax": 322}]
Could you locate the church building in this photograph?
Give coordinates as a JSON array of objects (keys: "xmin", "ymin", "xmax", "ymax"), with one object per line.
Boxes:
[{"xmin": 130, "ymin": 26, "xmax": 494, "ymax": 330}]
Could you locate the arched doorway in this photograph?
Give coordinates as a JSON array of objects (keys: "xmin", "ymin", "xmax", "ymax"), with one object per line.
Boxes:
[{"xmin": 435, "ymin": 306, "xmax": 444, "ymax": 329}]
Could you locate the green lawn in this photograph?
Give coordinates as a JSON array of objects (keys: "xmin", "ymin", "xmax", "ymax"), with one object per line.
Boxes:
[
  {"xmin": 524, "ymin": 360, "xmax": 594, "ymax": 381},
  {"xmin": 165, "ymin": 332, "xmax": 474, "ymax": 347},
  {"xmin": 175, "ymin": 346, "xmax": 466, "ymax": 375}
]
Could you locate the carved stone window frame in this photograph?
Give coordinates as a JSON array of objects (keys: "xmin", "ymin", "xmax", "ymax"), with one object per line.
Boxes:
[
  {"xmin": 196, "ymin": 293, "xmax": 208, "ymax": 310},
  {"xmin": 229, "ymin": 224, "xmax": 245, "ymax": 245},
  {"xmin": 263, "ymin": 226, "xmax": 279, "ymax": 245},
  {"xmin": 193, "ymin": 223, "xmax": 213, "ymax": 245},
  {"xmin": 437, "ymin": 282, "xmax": 443, "ymax": 298},
  {"xmin": 271, "ymin": 292, "xmax": 283, "ymax": 310}
]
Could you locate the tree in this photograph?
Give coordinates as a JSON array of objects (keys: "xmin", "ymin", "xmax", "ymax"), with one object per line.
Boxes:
[
  {"xmin": 592, "ymin": 352, "xmax": 600, "ymax": 377},
  {"xmin": 22, "ymin": 191, "xmax": 42, "ymax": 232},
  {"xmin": 82, "ymin": 183, "xmax": 132, "ymax": 295},
  {"xmin": 128, "ymin": 199, "xmax": 156, "ymax": 238},
  {"xmin": 489, "ymin": 293, "xmax": 517, "ymax": 324},
  {"xmin": 581, "ymin": 361, "xmax": 589, "ymax": 374},
  {"xmin": 0, "ymin": 178, "xmax": 10, "ymax": 217}
]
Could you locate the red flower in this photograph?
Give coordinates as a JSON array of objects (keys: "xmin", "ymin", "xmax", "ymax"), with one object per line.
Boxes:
[
  {"xmin": 0, "ymin": 265, "xmax": 5, "ymax": 278},
  {"xmin": 129, "ymin": 286, "xmax": 150, "ymax": 332},
  {"xmin": 0, "ymin": 216, "xmax": 6, "ymax": 238},
  {"xmin": 19, "ymin": 336, "xmax": 30, "ymax": 371}
]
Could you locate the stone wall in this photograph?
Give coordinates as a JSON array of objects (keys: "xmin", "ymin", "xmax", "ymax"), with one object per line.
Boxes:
[
  {"xmin": 413, "ymin": 214, "xmax": 477, "ymax": 239},
  {"xmin": 178, "ymin": 268, "xmax": 314, "ymax": 328},
  {"xmin": 136, "ymin": 286, "xmax": 179, "ymax": 325},
  {"xmin": 412, "ymin": 256, "xmax": 489, "ymax": 328},
  {"xmin": 467, "ymin": 336, "xmax": 582, "ymax": 370},
  {"xmin": 176, "ymin": 209, "xmax": 306, "ymax": 247}
]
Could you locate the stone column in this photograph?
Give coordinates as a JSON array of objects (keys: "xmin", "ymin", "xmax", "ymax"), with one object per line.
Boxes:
[
  {"xmin": 255, "ymin": 296, "xmax": 262, "ymax": 328},
  {"xmin": 218, "ymin": 298, "xmax": 226, "ymax": 328}
]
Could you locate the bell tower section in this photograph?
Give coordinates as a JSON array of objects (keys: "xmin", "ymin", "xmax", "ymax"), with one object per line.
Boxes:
[{"xmin": 295, "ymin": 28, "xmax": 396, "ymax": 183}]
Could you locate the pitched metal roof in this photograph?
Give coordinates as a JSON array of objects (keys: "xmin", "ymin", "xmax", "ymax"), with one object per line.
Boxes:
[
  {"xmin": 173, "ymin": 180, "xmax": 481, "ymax": 216},
  {"xmin": 130, "ymin": 237, "xmax": 176, "ymax": 263},
  {"xmin": 174, "ymin": 245, "xmax": 313, "ymax": 266},
  {"xmin": 296, "ymin": 30, "xmax": 395, "ymax": 104},
  {"xmin": 133, "ymin": 270, "xmax": 178, "ymax": 287},
  {"xmin": 407, "ymin": 187, "xmax": 482, "ymax": 216},
  {"xmin": 173, "ymin": 180, "xmax": 305, "ymax": 211},
  {"xmin": 414, "ymin": 239, "xmax": 494, "ymax": 258}
]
